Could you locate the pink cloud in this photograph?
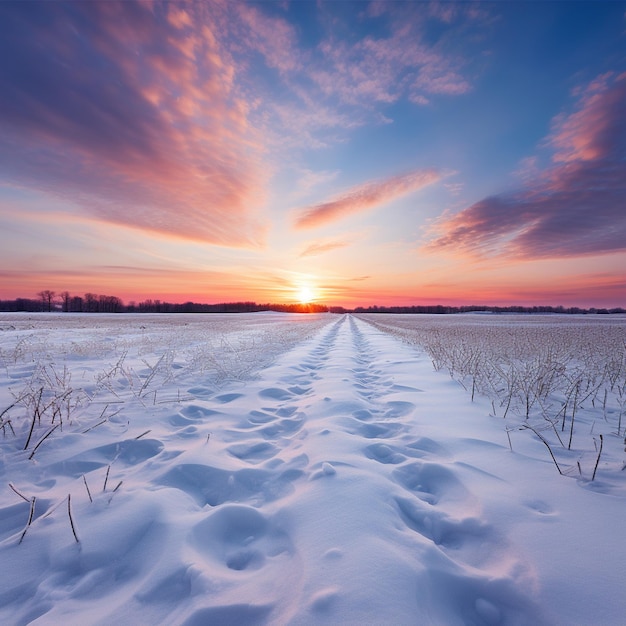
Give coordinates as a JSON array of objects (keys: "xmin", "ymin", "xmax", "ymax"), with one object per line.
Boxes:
[
  {"xmin": 425, "ymin": 72, "xmax": 626, "ymax": 259},
  {"xmin": 237, "ymin": 3, "xmax": 300, "ymax": 74},
  {"xmin": 549, "ymin": 72, "xmax": 625, "ymax": 163},
  {"xmin": 312, "ymin": 33, "xmax": 470, "ymax": 107},
  {"xmin": 294, "ymin": 169, "xmax": 441, "ymax": 230},
  {"xmin": 0, "ymin": 1, "xmax": 487, "ymax": 246},
  {"xmin": 0, "ymin": 1, "xmax": 270, "ymax": 247},
  {"xmin": 414, "ymin": 67, "xmax": 471, "ymax": 96},
  {"xmin": 308, "ymin": 2, "xmax": 484, "ymax": 109},
  {"xmin": 299, "ymin": 239, "xmax": 351, "ymax": 257},
  {"xmin": 167, "ymin": 7, "xmax": 193, "ymax": 30},
  {"xmin": 293, "ymin": 169, "xmax": 340, "ymax": 197}
]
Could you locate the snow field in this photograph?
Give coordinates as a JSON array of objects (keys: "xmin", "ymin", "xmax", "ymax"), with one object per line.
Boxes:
[
  {"xmin": 0, "ymin": 312, "xmax": 625, "ymax": 625},
  {"xmin": 363, "ymin": 313, "xmax": 626, "ymax": 486}
]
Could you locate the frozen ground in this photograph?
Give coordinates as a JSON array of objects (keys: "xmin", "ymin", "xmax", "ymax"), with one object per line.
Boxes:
[{"xmin": 1, "ymin": 312, "xmax": 625, "ymax": 625}]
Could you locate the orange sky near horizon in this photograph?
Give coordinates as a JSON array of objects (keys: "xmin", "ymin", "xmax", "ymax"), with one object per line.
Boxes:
[{"xmin": 1, "ymin": 234, "xmax": 624, "ymax": 308}]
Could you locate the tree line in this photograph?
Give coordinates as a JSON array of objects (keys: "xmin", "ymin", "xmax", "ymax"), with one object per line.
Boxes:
[
  {"xmin": 352, "ymin": 304, "xmax": 626, "ymax": 315},
  {"xmin": 0, "ymin": 292, "xmax": 622, "ymax": 315},
  {"xmin": 0, "ymin": 291, "xmax": 331, "ymax": 314}
]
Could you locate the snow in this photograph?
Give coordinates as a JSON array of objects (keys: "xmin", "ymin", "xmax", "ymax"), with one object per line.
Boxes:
[{"xmin": 1, "ymin": 312, "xmax": 625, "ymax": 625}]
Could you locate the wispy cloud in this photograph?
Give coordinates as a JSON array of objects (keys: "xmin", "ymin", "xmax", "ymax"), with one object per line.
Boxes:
[
  {"xmin": 251, "ymin": 1, "xmax": 488, "ymax": 152},
  {"xmin": 237, "ymin": 3, "xmax": 300, "ymax": 75},
  {"xmin": 0, "ymin": 0, "xmax": 489, "ymax": 245},
  {"xmin": 0, "ymin": 1, "xmax": 269, "ymax": 246},
  {"xmin": 292, "ymin": 169, "xmax": 341, "ymax": 199},
  {"xmin": 294, "ymin": 169, "xmax": 441, "ymax": 230},
  {"xmin": 299, "ymin": 239, "xmax": 351, "ymax": 257},
  {"xmin": 310, "ymin": 9, "xmax": 476, "ymax": 109},
  {"xmin": 425, "ymin": 72, "xmax": 626, "ymax": 259}
]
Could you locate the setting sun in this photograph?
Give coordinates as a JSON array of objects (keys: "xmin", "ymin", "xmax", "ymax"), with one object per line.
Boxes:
[{"xmin": 297, "ymin": 286, "xmax": 315, "ymax": 304}]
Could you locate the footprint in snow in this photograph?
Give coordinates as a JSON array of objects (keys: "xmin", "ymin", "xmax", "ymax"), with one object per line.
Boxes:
[
  {"xmin": 178, "ymin": 404, "xmax": 222, "ymax": 420},
  {"xmin": 404, "ymin": 436, "xmax": 452, "ymax": 460},
  {"xmin": 49, "ymin": 438, "xmax": 164, "ymax": 477},
  {"xmin": 395, "ymin": 495, "xmax": 489, "ymax": 552},
  {"xmin": 226, "ymin": 440, "xmax": 278, "ymax": 463},
  {"xmin": 421, "ymin": 567, "xmax": 539, "ymax": 626},
  {"xmin": 287, "ymin": 385, "xmax": 311, "ymax": 396},
  {"xmin": 382, "ymin": 400, "xmax": 416, "ymax": 418},
  {"xmin": 181, "ymin": 603, "xmax": 272, "ymax": 626},
  {"xmin": 213, "ymin": 393, "xmax": 244, "ymax": 404},
  {"xmin": 364, "ymin": 442, "xmax": 406, "ymax": 465},
  {"xmin": 157, "ymin": 462, "xmax": 302, "ymax": 507},
  {"xmin": 189, "ymin": 504, "xmax": 293, "ymax": 573},
  {"xmin": 392, "ymin": 461, "xmax": 470, "ymax": 505},
  {"xmin": 276, "ymin": 405, "xmax": 299, "ymax": 417},
  {"xmin": 524, "ymin": 499, "xmax": 556, "ymax": 516},
  {"xmin": 257, "ymin": 416, "xmax": 306, "ymax": 440},
  {"xmin": 258, "ymin": 387, "xmax": 295, "ymax": 401},
  {"xmin": 247, "ymin": 410, "xmax": 275, "ymax": 424},
  {"xmin": 352, "ymin": 408, "xmax": 374, "ymax": 421},
  {"xmin": 341, "ymin": 417, "xmax": 403, "ymax": 439}
]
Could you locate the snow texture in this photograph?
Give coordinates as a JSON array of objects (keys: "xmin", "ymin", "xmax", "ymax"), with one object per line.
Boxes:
[{"xmin": 1, "ymin": 312, "xmax": 625, "ymax": 625}]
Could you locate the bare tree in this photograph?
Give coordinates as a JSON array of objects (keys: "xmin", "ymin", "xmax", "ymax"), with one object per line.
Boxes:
[
  {"xmin": 37, "ymin": 290, "xmax": 56, "ymax": 312},
  {"xmin": 60, "ymin": 291, "xmax": 71, "ymax": 313},
  {"xmin": 70, "ymin": 295, "xmax": 83, "ymax": 312},
  {"xmin": 84, "ymin": 293, "xmax": 98, "ymax": 313}
]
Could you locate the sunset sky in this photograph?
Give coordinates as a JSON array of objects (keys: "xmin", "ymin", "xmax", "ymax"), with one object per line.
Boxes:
[{"xmin": 1, "ymin": 1, "xmax": 625, "ymax": 308}]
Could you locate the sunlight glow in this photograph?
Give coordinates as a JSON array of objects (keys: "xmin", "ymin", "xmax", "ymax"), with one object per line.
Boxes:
[{"xmin": 298, "ymin": 286, "xmax": 315, "ymax": 304}]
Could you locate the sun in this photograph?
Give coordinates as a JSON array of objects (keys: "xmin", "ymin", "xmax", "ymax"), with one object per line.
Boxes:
[{"xmin": 297, "ymin": 286, "xmax": 315, "ymax": 304}]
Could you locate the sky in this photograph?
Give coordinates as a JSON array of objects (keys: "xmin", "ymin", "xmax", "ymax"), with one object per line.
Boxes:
[{"xmin": 0, "ymin": 0, "xmax": 625, "ymax": 309}]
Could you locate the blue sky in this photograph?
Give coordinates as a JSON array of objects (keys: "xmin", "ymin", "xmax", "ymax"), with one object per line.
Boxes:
[{"xmin": 0, "ymin": 1, "xmax": 625, "ymax": 307}]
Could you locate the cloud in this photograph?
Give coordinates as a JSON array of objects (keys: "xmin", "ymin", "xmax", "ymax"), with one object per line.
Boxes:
[
  {"xmin": 247, "ymin": 2, "xmax": 488, "ymax": 153},
  {"xmin": 0, "ymin": 1, "xmax": 489, "ymax": 244},
  {"xmin": 425, "ymin": 72, "xmax": 626, "ymax": 259},
  {"xmin": 299, "ymin": 239, "xmax": 350, "ymax": 257},
  {"xmin": 294, "ymin": 169, "xmax": 441, "ymax": 230},
  {"xmin": 237, "ymin": 3, "xmax": 300, "ymax": 74},
  {"xmin": 549, "ymin": 72, "xmax": 626, "ymax": 164},
  {"xmin": 0, "ymin": 1, "xmax": 269, "ymax": 246},
  {"xmin": 313, "ymin": 1, "xmax": 491, "ymax": 109},
  {"xmin": 310, "ymin": 17, "xmax": 474, "ymax": 108},
  {"xmin": 287, "ymin": 168, "xmax": 341, "ymax": 202}
]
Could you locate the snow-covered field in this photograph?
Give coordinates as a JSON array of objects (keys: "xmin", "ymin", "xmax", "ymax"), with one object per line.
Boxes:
[{"xmin": 1, "ymin": 312, "xmax": 625, "ymax": 625}]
